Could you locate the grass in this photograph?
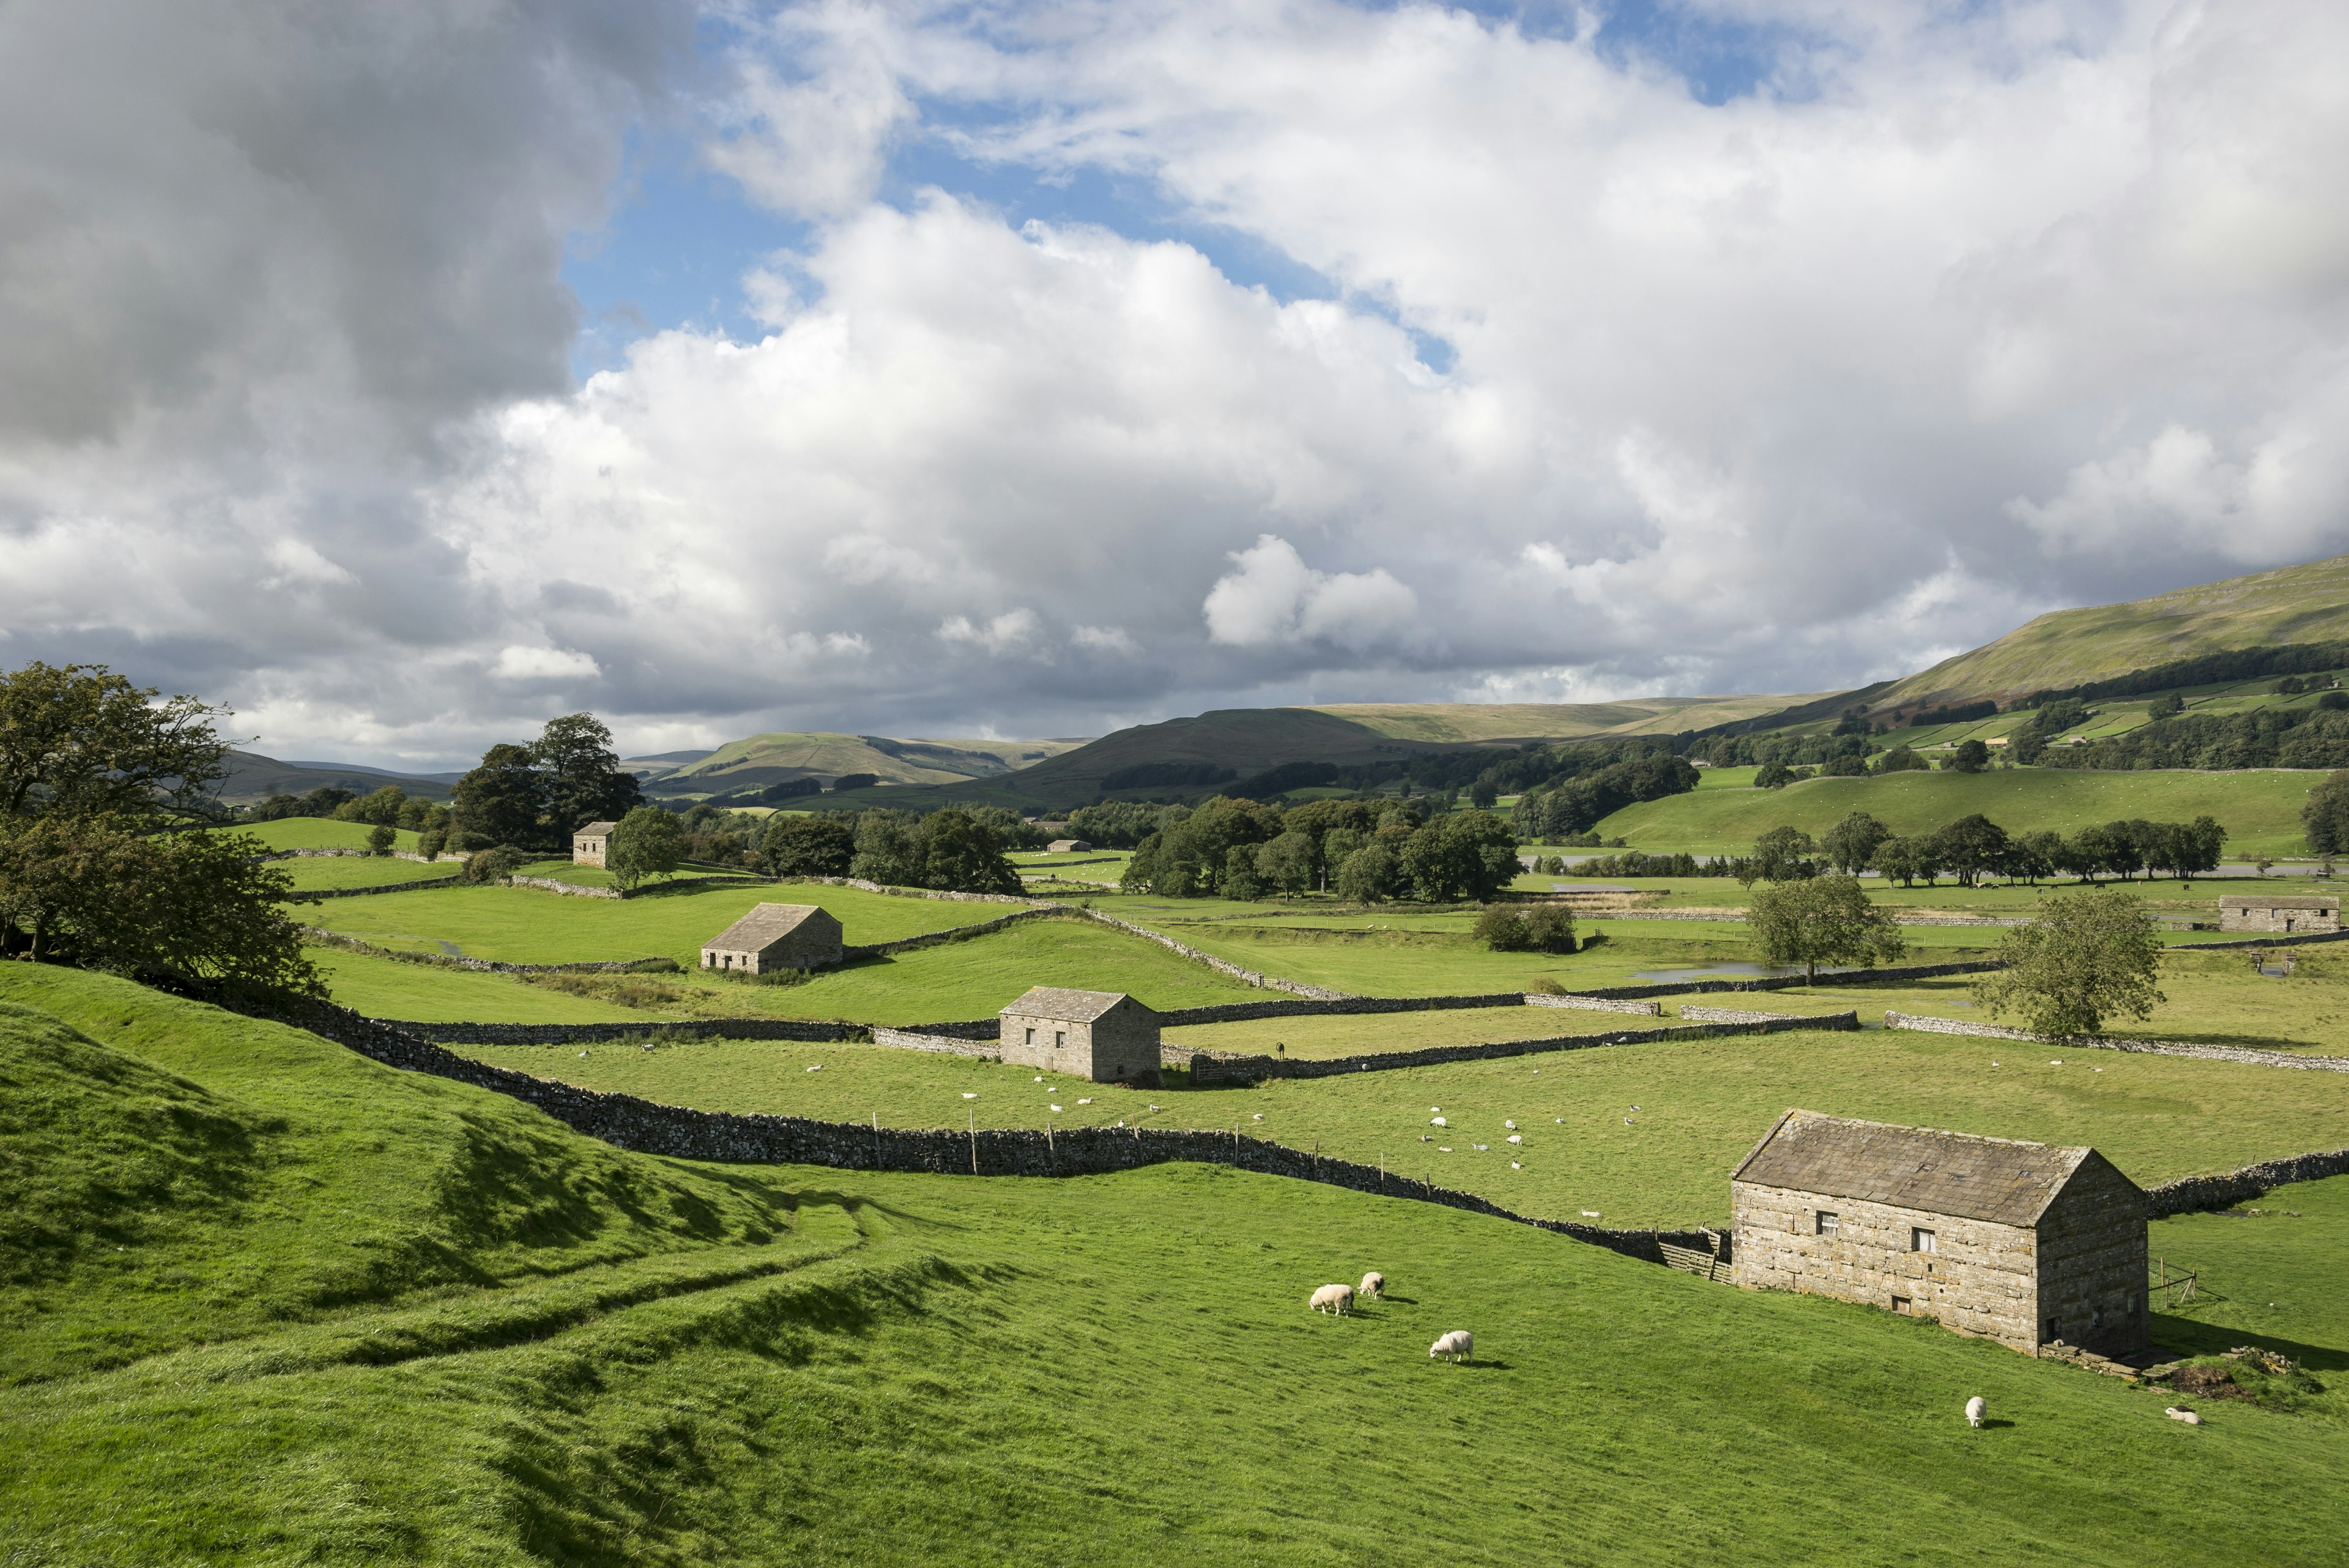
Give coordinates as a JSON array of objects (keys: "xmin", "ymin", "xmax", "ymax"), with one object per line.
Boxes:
[
  {"xmin": 2145, "ymin": 1174, "xmax": 2349, "ymax": 1408},
  {"xmin": 1595, "ymin": 768, "xmax": 2324, "ymax": 855},
  {"xmin": 1164, "ymin": 1005, "xmax": 1653, "ymax": 1058},
  {"xmin": 305, "ymin": 948, "xmax": 665, "ymax": 1023},
  {"xmin": 463, "ymin": 1022, "xmax": 2349, "ymax": 1232},
  {"xmin": 226, "ymin": 818, "xmax": 423, "ymax": 852},
  {"xmin": 303, "ymin": 878, "xmax": 1027, "ymax": 967},
  {"xmin": 276, "ymin": 855, "xmax": 462, "ymax": 891},
  {"xmin": 7, "ymin": 962, "xmax": 2346, "ymax": 1564}
]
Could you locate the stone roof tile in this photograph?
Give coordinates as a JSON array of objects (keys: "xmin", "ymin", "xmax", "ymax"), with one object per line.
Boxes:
[{"xmin": 1732, "ymin": 1110, "xmax": 2105, "ymax": 1227}]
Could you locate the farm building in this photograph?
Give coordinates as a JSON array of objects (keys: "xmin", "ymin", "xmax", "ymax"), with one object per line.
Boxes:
[
  {"xmin": 2218, "ymin": 893, "xmax": 2340, "ymax": 934},
  {"xmin": 700, "ymin": 904, "xmax": 845, "ymax": 975},
  {"xmin": 1000, "ymin": 987, "xmax": 1162, "ymax": 1086},
  {"xmin": 1732, "ymin": 1110, "xmax": 2148, "ymax": 1356},
  {"xmin": 572, "ymin": 821, "xmax": 618, "ymax": 868},
  {"xmin": 1045, "ymin": 838, "xmax": 1094, "ymax": 853}
]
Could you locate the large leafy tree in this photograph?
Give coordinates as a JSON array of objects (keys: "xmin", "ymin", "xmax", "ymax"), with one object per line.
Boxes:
[
  {"xmin": 1396, "ymin": 810, "xmax": 1520, "ymax": 902},
  {"xmin": 0, "ymin": 662, "xmax": 230, "ymax": 823},
  {"xmin": 0, "ymin": 662, "xmax": 317, "ymax": 997},
  {"xmin": 920, "ymin": 809, "xmax": 1022, "ymax": 896},
  {"xmin": 606, "ymin": 806, "xmax": 686, "ymax": 891},
  {"xmin": 451, "ymin": 743, "xmax": 547, "ymax": 849},
  {"xmin": 2304, "ymin": 771, "xmax": 2349, "ymax": 855},
  {"xmin": 1932, "ymin": 814, "xmax": 2009, "ymax": 886},
  {"xmin": 1820, "ymin": 812, "xmax": 1889, "ymax": 874},
  {"xmin": 762, "ymin": 812, "xmax": 856, "ymax": 878},
  {"xmin": 1748, "ymin": 874, "xmax": 1905, "ymax": 983},
  {"xmin": 1973, "ymin": 886, "xmax": 2164, "ymax": 1037},
  {"xmin": 535, "ymin": 713, "xmax": 644, "ymax": 836}
]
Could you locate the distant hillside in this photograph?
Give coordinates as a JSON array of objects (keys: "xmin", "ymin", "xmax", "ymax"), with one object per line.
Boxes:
[
  {"xmin": 1872, "ymin": 553, "xmax": 2349, "ymax": 713},
  {"xmin": 1308, "ymin": 694, "xmax": 1823, "ymax": 743},
  {"xmin": 217, "ymin": 751, "xmax": 456, "ymax": 804},
  {"xmin": 652, "ymin": 732, "xmax": 1089, "ymax": 795}
]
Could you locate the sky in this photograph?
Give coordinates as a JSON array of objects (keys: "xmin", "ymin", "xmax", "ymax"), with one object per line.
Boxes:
[{"xmin": 2, "ymin": 0, "xmax": 2345, "ymax": 768}]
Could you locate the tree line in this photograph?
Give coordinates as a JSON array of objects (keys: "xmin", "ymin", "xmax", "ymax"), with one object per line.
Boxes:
[{"xmin": 1104, "ymin": 796, "xmax": 1521, "ymax": 904}]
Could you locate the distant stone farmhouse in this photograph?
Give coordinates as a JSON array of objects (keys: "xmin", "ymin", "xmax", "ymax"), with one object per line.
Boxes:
[
  {"xmin": 1732, "ymin": 1110, "xmax": 2148, "ymax": 1356},
  {"xmin": 2219, "ymin": 893, "xmax": 2340, "ymax": 934},
  {"xmin": 1000, "ymin": 987, "xmax": 1162, "ymax": 1086},
  {"xmin": 700, "ymin": 904, "xmax": 844, "ymax": 975},
  {"xmin": 1045, "ymin": 838, "xmax": 1094, "ymax": 853},
  {"xmin": 573, "ymin": 821, "xmax": 618, "ymax": 868}
]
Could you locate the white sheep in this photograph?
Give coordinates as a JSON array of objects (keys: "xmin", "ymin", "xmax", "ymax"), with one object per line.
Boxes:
[
  {"xmin": 1965, "ymin": 1396, "xmax": 1985, "ymax": 1429},
  {"xmin": 1428, "ymin": 1329, "xmax": 1474, "ymax": 1364},
  {"xmin": 1359, "ymin": 1271, "xmax": 1385, "ymax": 1300},
  {"xmin": 2165, "ymin": 1406, "xmax": 2203, "ymax": 1425},
  {"xmin": 1310, "ymin": 1283, "xmax": 1356, "ymax": 1316}
]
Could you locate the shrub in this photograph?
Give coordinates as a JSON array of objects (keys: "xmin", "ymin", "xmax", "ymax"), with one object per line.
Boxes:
[
  {"xmin": 366, "ymin": 824, "xmax": 396, "ymax": 856},
  {"xmin": 460, "ymin": 845, "xmax": 525, "ymax": 885},
  {"xmin": 1474, "ymin": 904, "xmax": 1576, "ymax": 953},
  {"xmin": 417, "ymin": 828, "xmax": 447, "ymax": 861}
]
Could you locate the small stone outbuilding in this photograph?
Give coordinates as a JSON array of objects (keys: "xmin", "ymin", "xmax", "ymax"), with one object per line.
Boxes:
[
  {"xmin": 700, "ymin": 904, "xmax": 844, "ymax": 975},
  {"xmin": 573, "ymin": 821, "xmax": 618, "ymax": 868},
  {"xmin": 1732, "ymin": 1110, "xmax": 2148, "ymax": 1356},
  {"xmin": 2219, "ymin": 893, "xmax": 2340, "ymax": 934},
  {"xmin": 999, "ymin": 987, "xmax": 1162, "ymax": 1086},
  {"xmin": 1045, "ymin": 838, "xmax": 1094, "ymax": 853}
]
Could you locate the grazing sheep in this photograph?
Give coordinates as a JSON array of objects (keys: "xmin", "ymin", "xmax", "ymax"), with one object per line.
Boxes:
[
  {"xmin": 1359, "ymin": 1271, "xmax": 1385, "ymax": 1301},
  {"xmin": 1965, "ymin": 1397, "xmax": 1985, "ymax": 1429},
  {"xmin": 1428, "ymin": 1330, "xmax": 1474, "ymax": 1364},
  {"xmin": 1310, "ymin": 1283, "xmax": 1356, "ymax": 1316},
  {"xmin": 2165, "ymin": 1406, "xmax": 2203, "ymax": 1425}
]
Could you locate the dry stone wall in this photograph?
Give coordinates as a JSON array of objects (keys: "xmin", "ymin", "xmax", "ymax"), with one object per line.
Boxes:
[
  {"xmin": 869, "ymin": 1026, "xmax": 1003, "ymax": 1059},
  {"xmin": 842, "ymin": 906, "xmax": 1062, "ymax": 961},
  {"xmin": 1526, "ymin": 994, "xmax": 1663, "ymax": 1016},
  {"xmin": 300, "ymin": 875, "xmax": 467, "ymax": 899},
  {"xmin": 1678, "ymin": 1005, "xmax": 1815, "ymax": 1025},
  {"xmin": 382, "ymin": 1017, "xmax": 866, "ymax": 1046},
  {"xmin": 1882, "ymin": 1011, "xmax": 2349, "ymax": 1074},
  {"xmin": 1072, "ymin": 907, "xmax": 1355, "ymax": 1000}
]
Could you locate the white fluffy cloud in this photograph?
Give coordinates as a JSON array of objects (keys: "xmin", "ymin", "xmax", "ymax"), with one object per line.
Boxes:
[{"xmin": 5, "ymin": 0, "xmax": 2348, "ymax": 762}]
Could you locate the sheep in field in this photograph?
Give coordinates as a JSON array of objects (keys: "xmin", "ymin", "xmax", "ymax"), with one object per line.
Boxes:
[
  {"xmin": 1359, "ymin": 1271, "xmax": 1386, "ymax": 1301},
  {"xmin": 1310, "ymin": 1284, "xmax": 1356, "ymax": 1316},
  {"xmin": 1965, "ymin": 1397, "xmax": 1985, "ymax": 1429},
  {"xmin": 1429, "ymin": 1330, "xmax": 1474, "ymax": 1364}
]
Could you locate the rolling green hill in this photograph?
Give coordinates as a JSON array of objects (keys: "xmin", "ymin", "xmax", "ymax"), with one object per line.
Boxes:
[
  {"xmin": 1595, "ymin": 768, "xmax": 2325, "ymax": 855},
  {"xmin": 7, "ymin": 964, "xmax": 2347, "ymax": 1563},
  {"xmin": 1309, "ymin": 694, "xmax": 1825, "ymax": 743},
  {"xmin": 1874, "ymin": 553, "xmax": 2349, "ymax": 712},
  {"xmin": 217, "ymin": 751, "xmax": 456, "ymax": 804},
  {"xmin": 649, "ymin": 731, "xmax": 1088, "ymax": 796}
]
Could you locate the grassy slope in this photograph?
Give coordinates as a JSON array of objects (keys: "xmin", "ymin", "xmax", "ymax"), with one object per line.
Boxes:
[
  {"xmin": 661, "ymin": 732, "xmax": 1083, "ymax": 791},
  {"xmin": 278, "ymin": 855, "xmax": 461, "ymax": 891},
  {"xmin": 1874, "ymin": 551, "xmax": 2349, "ymax": 708},
  {"xmin": 306, "ymin": 948, "xmax": 664, "ymax": 1023},
  {"xmin": 1306, "ymin": 694, "xmax": 1826, "ymax": 742},
  {"xmin": 2148, "ymin": 1174, "xmax": 2349, "ymax": 1387},
  {"xmin": 302, "ymin": 879, "xmax": 1026, "ymax": 967},
  {"xmin": 1595, "ymin": 768, "xmax": 2321, "ymax": 855},
  {"xmin": 5, "ymin": 965, "xmax": 2345, "ymax": 1566},
  {"xmin": 466, "ymin": 1022, "xmax": 2349, "ymax": 1232}
]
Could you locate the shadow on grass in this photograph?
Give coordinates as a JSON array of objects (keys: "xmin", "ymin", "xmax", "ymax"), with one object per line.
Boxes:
[{"xmin": 2150, "ymin": 1312, "xmax": 2349, "ymax": 1372}]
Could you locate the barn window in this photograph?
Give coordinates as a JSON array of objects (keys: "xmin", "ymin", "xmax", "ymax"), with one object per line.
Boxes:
[
  {"xmin": 2126, "ymin": 1293, "xmax": 2139, "ymax": 1316},
  {"xmin": 1891, "ymin": 1295, "xmax": 1912, "ymax": 1314},
  {"xmin": 1815, "ymin": 1211, "xmax": 1839, "ymax": 1236},
  {"xmin": 1912, "ymin": 1228, "xmax": 1936, "ymax": 1253},
  {"xmin": 1056, "ymin": 1031, "xmax": 1066, "ymax": 1047},
  {"xmin": 1025, "ymin": 1028, "xmax": 1035, "ymax": 1046}
]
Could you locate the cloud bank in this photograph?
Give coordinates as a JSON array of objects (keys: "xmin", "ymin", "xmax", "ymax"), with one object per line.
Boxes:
[{"xmin": 2, "ymin": 0, "xmax": 2346, "ymax": 763}]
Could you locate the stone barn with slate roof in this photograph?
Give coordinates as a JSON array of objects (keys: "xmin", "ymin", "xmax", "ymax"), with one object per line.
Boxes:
[
  {"xmin": 1000, "ymin": 987, "xmax": 1162, "ymax": 1087},
  {"xmin": 2219, "ymin": 893, "xmax": 2339, "ymax": 933},
  {"xmin": 699, "ymin": 904, "xmax": 844, "ymax": 975},
  {"xmin": 1732, "ymin": 1110, "xmax": 2148, "ymax": 1356},
  {"xmin": 573, "ymin": 821, "xmax": 618, "ymax": 868}
]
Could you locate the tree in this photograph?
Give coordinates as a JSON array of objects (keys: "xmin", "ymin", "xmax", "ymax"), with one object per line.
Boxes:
[
  {"xmin": 2009, "ymin": 729, "xmax": 2048, "ymax": 765},
  {"xmin": 1334, "ymin": 843, "xmax": 1398, "ymax": 903},
  {"xmin": 920, "ymin": 809, "xmax": 1022, "ymax": 896},
  {"xmin": 1820, "ymin": 811, "xmax": 1890, "ymax": 874},
  {"xmin": 535, "ymin": 713, "xmax": 644, "ymax": 837},
  {"xmin": 1872, "ymin": 834, "xmax": 1937, "ymax": 887},
  {"xmin": 452, "ymin": 743, "xmax": 546, "ymax": 849},
  {"xmin": 1221, "ymin": 844, "xmax": 1264, "ymax": 901},
  {"xmin": 366, "ymin": 824, "xmax": 396, "ymax": 856},
  {"xmin": 1872, "ymin": 746, "xmax": 1929, "ymax": 774},
  {"xmin": 606, "ymin": 806, "xmax": 686, "ymax": 890},
  {"xmin": 0, "ymin": 663, "xmax": 230, "ymax": 823},
  {"xmin": 1396, "ymin": 811, "xmax": 1521, "ymax": 902},
  {"xmin": 2304, "ymin": 771, "xmax": 2349, "ymax": 855},
  {"xmin": 343, "ymin": 785, "xmax": 407, "ymax": 827},
  {"xmin": 2147, "ymin": 816, "xmax": 2226, "ymax": 882},
  {"xmin": 1932, "ymin": 814, "xmax": 2008, "ymax": 886},
  {"xmin": 1972, "ymin": 886, "xmax": 2164, "ymax": 1037},
  {"xmin": 1255, "ymin": 830, "xmax": 1318, "ymax": 896},
  {"xmin": 1473, "ymin": 904, "xmax": 1576, "ymax": 953},
  {"xmin": 850, "ymin": 810, "xmax": 926, "ymax": 887},
  {"xmin": 1066, "ymin": 800, "xmax": 1165, "ymax": 850},
  {"xmin": 1946, "ymin": 738, "xmax": 1991, "ymax": 773},
  {"xmin": 1747, "ymin": 874, "xmax": 1905, "ymax": 983},
  {"xmin": 1750, "ymin": 825, "xmax": 1817, "ymax": 883},
  {"xmin": 762, "ymin": 812, "xmax": 856, "ymax": 878},
  {"xmin": 1754, "ymin": 761, "xmax": 1797, "ymax": 789},
  {"xmin": 2007, "ymin": 830, "xmax": 2061, "ymax": 885}
]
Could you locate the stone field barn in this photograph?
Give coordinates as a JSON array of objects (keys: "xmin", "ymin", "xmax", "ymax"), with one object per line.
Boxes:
[
  {"xmin": 2218, "ymin": 893, "xmax": 2340, "ymax": 933},
  {"xmin": 1732, "ymin": 1110, "xmax": 2148, "ymax": 1356},
  {"xmin": 999, "ymin": 987, "xmax": 1163, "ymax": 1087},
  {"xmin": 700, "ymin": 904, "xmax": 845, "ymax": 975},
  {"xmin": 573, "ymin": 821, "xmax": 617, "ymax": 868}
]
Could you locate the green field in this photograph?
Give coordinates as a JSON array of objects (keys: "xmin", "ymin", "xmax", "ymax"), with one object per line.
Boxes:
[
  {"xmin": 1165, "ymin": 1004, "xmax": 1650, "ymax": 1058},
  {"xmin": 2148, "ymin": 1174, "xmax": 2349, "ymax": 1410},
  {"xmin": 461, "ymin": 1020, "xmax": 2349, "ymax": 1231},
  {"xmin": 229, "ymin": 817, "xmax": 424, "ymax": 852},
  {"xmin": 304, "ymin": 879, "xmax": 1025, "ymax": 967},
  {"xmin": 276, "ymin": 855, "xmax": 462, "ymax": 891},
  {"xmin": 1596, "ymin": 768, "xmax": 2323, "ymax": 855},
  {"xmin": 307, "ymin": 948, "xmax": 664, "ymax": 1023},
  {"xmin": 9, "ymin": 964, "xmax": 2345, "ymax": 1564}
]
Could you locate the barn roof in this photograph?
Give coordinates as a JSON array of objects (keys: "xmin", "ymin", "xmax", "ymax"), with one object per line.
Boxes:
[
  {"xmin": 577, "ymin": 821, "xmax": 620, "ymax": 836},
  {"xmin": 2218, "ymin": 894, "xmax": 2339, "ymax": 910},
  {"xmin": 704, "ymin": 902, "xmax": 834, "ymax": 951},
  {"xmin": 1731, "ymin": 1110, "xmax": 2104, "ymax": 1228},
  {"xmin": 1001, "ymin": 986, "xmax": 1146, "ymax": 1024}
]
